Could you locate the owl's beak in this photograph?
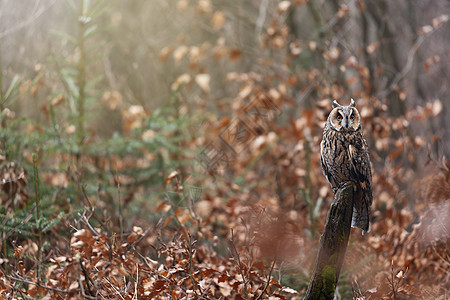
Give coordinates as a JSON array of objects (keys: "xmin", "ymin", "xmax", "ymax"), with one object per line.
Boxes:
[{"xmin": 342, "ymin": 118, "xmax": 348, "ymax": 129}]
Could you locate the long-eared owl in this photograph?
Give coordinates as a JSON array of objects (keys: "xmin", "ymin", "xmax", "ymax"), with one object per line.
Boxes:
[{"xmin": 320, "ymin": 99, "xmax": 373, "ymax": 234}]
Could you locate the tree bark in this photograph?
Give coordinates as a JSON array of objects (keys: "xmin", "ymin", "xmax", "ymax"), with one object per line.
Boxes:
[{"xmin": 304, "ymin": 184, "xmax": 354, "ymax": 299}]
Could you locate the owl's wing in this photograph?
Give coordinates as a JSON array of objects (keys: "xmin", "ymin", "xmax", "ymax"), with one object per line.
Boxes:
[
  {"xmin": 348, "ymin": 135, "xmax": 373, "ymax": 233},
  {"xmin": 320, "ymin": 140, "xmax": 332, "ymax": 186},
  {"xmin": 354, "ymin": 138, "xmax": 372, "ymax": 190}
]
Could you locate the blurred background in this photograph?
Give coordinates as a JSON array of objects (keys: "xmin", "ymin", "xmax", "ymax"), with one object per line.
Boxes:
[
  {"xmin": 0, "ymin": 0, "xmax": 449, "ymax": 298},
  {"xmin": 1, "ymin": 1, "xmax": 448, "ymax": 140}
]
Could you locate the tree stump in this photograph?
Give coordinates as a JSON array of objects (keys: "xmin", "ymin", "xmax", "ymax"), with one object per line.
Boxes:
[{"xmin": 304, "ymin": 183, "xmax": 354, "ymax": 299}]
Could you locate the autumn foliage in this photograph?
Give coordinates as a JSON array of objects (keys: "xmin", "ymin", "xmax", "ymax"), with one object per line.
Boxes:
[{"xmin": 0, "ymin": 0, "xmax": 449, "ymax": 299}]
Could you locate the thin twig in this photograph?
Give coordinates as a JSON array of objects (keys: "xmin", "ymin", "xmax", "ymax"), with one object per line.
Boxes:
[
  {"xmin": 104, "ymin": 275, "xmax": 126, "ymax": 300},
  {"xmin": 255, "ymin": 0, "xmax": 269, "ymax": 40},
  {"xmin": 79, "ymin": 211, "xmax": 114, "ymax": 262},
  {"xmin": 32, "ymin": 153, "xmax": 42, "ymax": 281},
  {"xmin": 3, "ymin": 204, "xmax": 35, "ymax": 240},
  {"xmin": 229, "ymin": 229, "xmax": 249, "ymax": 299},
  {"xmin": 132, "ymin": 263, "xmax": 139, "ymax": 300},
  {"xmin": 79, "ymin": 257, "xmax": 96, "ymax": 297},
  {"xmin": 378, "ymin": 19, "xmax": 448, "ymax": 99},
  {"xmin": 255, "ymin": 259, "xmax": 276, "ymax": 300},
  {"xmin": 116, "ymin": 178, "xmax": 124, "ymax": 244},
  {"xmin": 79, "ymin": 212, "xmax": 100, "ymax": 237},
  {"xmin": 187, "ymin": 233, "xmax": 201, "ymax": 297},
  {"xmin": 123, "ymin": 226, "xmax": 153, "ymax": 254},
  {"xmin": 0, "ymin": 0, "xmax": 57, "ymax": 39},
  {"xmin": 6, "ymin": 275, "xmax": 68, "ymax": 294}
]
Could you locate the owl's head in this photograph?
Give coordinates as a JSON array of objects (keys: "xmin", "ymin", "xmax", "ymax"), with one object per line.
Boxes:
[{"xmin": 327, "ymin": 98, "xmax": 361, "ymax": 132}]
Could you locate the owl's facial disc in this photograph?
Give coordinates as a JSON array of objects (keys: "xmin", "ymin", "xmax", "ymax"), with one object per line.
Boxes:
[{"xmin": 330, "ymin": 106, "xmax": 360, "ymax": 132}]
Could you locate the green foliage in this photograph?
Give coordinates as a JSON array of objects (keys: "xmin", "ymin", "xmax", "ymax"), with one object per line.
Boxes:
[{"xmin": 0, "ymin": 0, "xmax": 196, "ymax": 264}]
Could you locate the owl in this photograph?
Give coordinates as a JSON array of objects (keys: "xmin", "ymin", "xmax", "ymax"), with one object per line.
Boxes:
[{"xmin": 320, "ymin": 98, "xmax": 373, "ymax": 234}]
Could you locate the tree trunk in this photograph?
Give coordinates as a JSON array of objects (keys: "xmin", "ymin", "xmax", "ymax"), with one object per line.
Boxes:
[{"xmin": 304, "ymin": 184, "xmax": 354, "ymax": 299}]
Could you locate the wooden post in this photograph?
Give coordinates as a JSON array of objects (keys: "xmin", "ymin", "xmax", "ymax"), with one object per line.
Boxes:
[{"xmin": 304, "ymin": 184, "xmax": 354, "ymax": 299}]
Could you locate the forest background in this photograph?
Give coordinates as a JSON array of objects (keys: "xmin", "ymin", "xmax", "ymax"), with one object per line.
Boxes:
[{"xmin": 0, "ymin": 0, "xmax": 449, "ymax": 299}]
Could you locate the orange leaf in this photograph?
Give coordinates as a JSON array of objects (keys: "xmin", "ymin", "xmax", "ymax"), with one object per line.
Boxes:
[
  {"xmin": 229, "ymin": 49, "xmax": 241, "ymax": 60},
  {"xmin": 162, "ymin": 216, "xmax": 173, "ymax": 228},
  {"xmin": 211, "ymin": 11, "xmax": 225, "ymax": 29},
  {"xmin": 165, "ymin": 170, "xmax": 179, "ymax": 184}
]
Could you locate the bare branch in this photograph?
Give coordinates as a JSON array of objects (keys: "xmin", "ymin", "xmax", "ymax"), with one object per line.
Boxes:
[{"xmin": 0, "ymin": 0, "xmax": 57, "ymax": 40}]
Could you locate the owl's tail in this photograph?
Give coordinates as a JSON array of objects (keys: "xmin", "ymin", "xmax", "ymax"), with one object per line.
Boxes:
[
  {"xmin": 351, "ymin": 212, "xmax": 370, "ymax": 235},
  {"xmin": 351, "ymin": 200, "xmax": 370, "ymax": 235}
]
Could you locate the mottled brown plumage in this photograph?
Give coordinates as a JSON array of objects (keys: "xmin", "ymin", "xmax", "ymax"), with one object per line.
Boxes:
[{"xmin": 320, "ymin": 99, "xmax": 373, "ymax": 234}]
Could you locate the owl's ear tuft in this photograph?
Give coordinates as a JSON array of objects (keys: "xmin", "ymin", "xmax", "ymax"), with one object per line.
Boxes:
[
  {"xmin": 332, "ymin": 100, "xmax": 340, "ymax": 108},
  {"xmin": 350, "ymin": 98, "xmax": 356, "ymax": 107}
]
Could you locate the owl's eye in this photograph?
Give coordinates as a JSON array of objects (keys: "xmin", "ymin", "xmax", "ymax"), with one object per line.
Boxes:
[
  {"xmin": 350, "ymin": 114, "xmax": 355, "ymax": 120},
  {"xmin": 336, "ymin": 114, "xmax": 343, "ymax": 121}
]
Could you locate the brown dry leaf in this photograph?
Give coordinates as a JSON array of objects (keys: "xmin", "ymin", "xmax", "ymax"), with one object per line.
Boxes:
[
  {"xmin": 327, "ymin": 47, "xmax": 339, "ymax": 61},
  {"xmin": 197, "ymin": 0, "xmax": 211, "ymax": 14},
  {"xmin": 237, "ymin": 85, "xmax": 252, "ymax": 99},
  {"xmin": 30, "ymin": 84, "xmax": 38, "ymax": 96},
  {"xmin": 278, "ymin": 1, "xmax": 291, "ymax": 13},
  {"xmin": 121, "ymin": 105, "xmax": 147, "ymax": 132},
  {"xmin": 73, "ymin": 229, "xmax": 93, "ymax": 244},
  {"xmin": 19, "ymin": 80, "xmax": 31, "ymax": 95},
  {"xmin": 195, "ymin": 74, "xmax": 210, "ymax": 93},
  {"xmin": 50, "ymin": 172, "xmax": 68, "ymax": 187},
  {"xmin": 424, "ymin": 55, "xmax": 440, "ymax": 72},
  {"xmin": 366, "ymin": 42, "xmax": 379, "ymax": 54},
  {"xmin": 432, "ymin": 14, "xmax": 449, "ymax": 28},
  {"xmin": 127, "ymin": 232, "xmax": 139, "ymax": 243},
  {"xmin": 162, "ymin": 216, "xmax": 173, "ymax": 228},
  {"xmin": 229, "ymin": 49, "xmax": 241, "ymax": 60},
  {"xmin": 414, "ymin": 136, "xmax": 426, "ymax": 148},
  {"xmin": 159, "ymin": 46, "xmax": 173, "ymax": 61},
  {"xmin": 211, "ymin": 11, "xmax": 225, "ymax": 29},
  {"xmin": 171, "ymin": 73, "xmax": 191, "ymax": 91},
  {"xmin": 308, "ymin": 41, "xmax": 317, "ymax": 51},
  {"xmin": 27, "ymin": 284, "xmax": 38, "ymax": 297},
  {"xmin": 132, "ymin": 226, "xmax": 144, "ymax": 235},
  {"xmin": 173, "ymin": 45, "xmax": 189, "ymax": 62},
  {"xmin": 68, "ymin": 280, "xmax": 79, "ymax": 292},
  {"xmin": 281, "ymin": 287, "xmax": 298, "ymax": 294},
  {"xmin": 218, "ymin": 281, "xmax": 232, "ymax": 297},
  {"xmin": 337, "ymin": 4, "xmax": 349, "ymax": 18},
  {"xmin": 101, "ymin": 91, "xmax": 122, "ymax": 110},
  {"xmin": 196, "ymin": 200, "xmax": 213, "ymax": 218},
  {"xmin": 2, "ymin": 108, "xmax": 15, "ymax": 119},
  {"xmin": 165, "ymin": 170, "xmax": 179, "ymax": 184},
  {"xmin": 346, "ymin": 55, "xmax": 358, "ymax": 67},
  {"xmin": 431, "ymin": 99, "xmax": 442, "ymax": 116},
  {"xmin": 14, "ymin": 246, "xmax": 23, "ymax": 258},
  {"xmin": 51, "ymin": 95, "xmax": 66, "ymax": 106},
  {"xmin": 357, "ymin": 0, "xmax": 366, "ymax": 11},
  {"xmin": 34, "ymin": 64, "xmax": 43, "ymax": 72},
  {"xmin": 65, "ymin": 124, "xmax": 76, "ymax": 134},
  {"xmin": 189, "ymin": 46, "xmax": 201, "ymax": 64},
  {"xmin": 289, "ymin": 41, "xmax": 302, "ymax": 56},
  {"xmin": 142, "ymin": 129, "xmax": 156, "ymax": 141},
  {"xmin": 119, "ymin": 266, "xmax": 128, "ymax": 276},
  {"xmin": 157, "ymin": 201, "xmax": 171, "ymax": 212},
  {"xmin": 272, "ymin": 35, "xmax": 285, "ymax": 48},
  {"xmin": 176, "ymin": 0, "xmax": 188, "ymax": 12},
  {"xmin": 418, "ymin": 25, "xmax": 433, "ymax": 35}
]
